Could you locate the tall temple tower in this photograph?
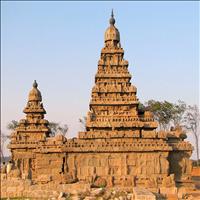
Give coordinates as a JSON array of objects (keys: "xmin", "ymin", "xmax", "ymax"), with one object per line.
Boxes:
[
  {"xmin": 80, "ymin": 11, "xmax": 158, "ymax": 138},
  {"xmin": 77, "ymin": 11, "xmax": 193, "ymax": 189}
]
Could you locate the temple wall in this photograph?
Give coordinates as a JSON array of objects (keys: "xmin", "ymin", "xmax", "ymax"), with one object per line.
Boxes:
[
  {"xmin": 69, "ymin": 152, "xmax": 168, "ymax": 177},
  {"xmin": 11, "ymin": 149, "xmax": 35, "ymax": 179},
  {"xmin": 65, "ymin": 151, "xmax": 170, "ymax": 187},
  {"xmin": 14, "ymin": 150, "xmax": 171, "ymax": 187},
  {"xmin": 10, "ymin": 141, "xmax": 193, "ymax": 188},
  {"xmin": 34, "ymin": 152, "xmax": 66, "ymax": 183}
]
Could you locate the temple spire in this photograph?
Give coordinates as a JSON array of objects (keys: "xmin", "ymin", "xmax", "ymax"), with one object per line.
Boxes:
[
  {"xmin": 111, "ymin": 9, "xmax": 114, "ymax": 18},
  {"xmin": 33, "ymin": 80, "xmax": 38, "ymax": 88},
  {"xmin": 109, "ymin": 9, "xmax": 115, "ymax": 26}
]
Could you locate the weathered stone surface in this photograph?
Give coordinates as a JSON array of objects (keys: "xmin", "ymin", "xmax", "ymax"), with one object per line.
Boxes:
[
  {"xmin": 84, "ymin": 196, "xmax": 96, "ymax": 200},
  {"xmin": 132, "ymin": 187, "xmax": 156, "ymax": 200},
  {"xmin": 90, "ymin": 188, "xmax": 105, "ymax": 196}
]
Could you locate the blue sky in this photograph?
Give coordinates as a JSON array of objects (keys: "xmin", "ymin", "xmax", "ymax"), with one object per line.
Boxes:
[{"xmin": 1, "ymin": 1, "xmax": 199, "ymax": 156}]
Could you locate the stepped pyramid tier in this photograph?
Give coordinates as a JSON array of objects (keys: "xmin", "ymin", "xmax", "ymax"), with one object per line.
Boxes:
[
  {"xmin": 82, "ymin": 11, "xmax": 158, "ymax": 137},
  {"xmin": 7, "ymin": 12, "xmax": 193, "ymax": 193}
]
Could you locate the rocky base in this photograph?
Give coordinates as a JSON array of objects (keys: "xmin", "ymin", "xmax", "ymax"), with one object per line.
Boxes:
[{"xmin": 1, "ymin": 177, "xmax": 200, "ymax": 200}]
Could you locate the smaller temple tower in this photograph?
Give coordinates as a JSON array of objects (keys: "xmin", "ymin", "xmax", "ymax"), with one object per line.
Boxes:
[{"xmin": 9, "ymin": 80, "xmax": 50, "ymax": 179}]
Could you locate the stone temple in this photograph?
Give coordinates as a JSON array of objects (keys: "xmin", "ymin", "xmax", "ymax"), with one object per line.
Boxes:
[{"xmin": 6, "ymin": 12, "xmax": 194, "ymax": 196}]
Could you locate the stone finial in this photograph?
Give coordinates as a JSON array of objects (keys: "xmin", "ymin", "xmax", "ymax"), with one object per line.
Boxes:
[
  {"xmin": 104, "ymin": 10, "xmax": 120, "ymax": 43},
  {"xmin": 33, "ymin": 80, "xmax": 38, "ymax": 88},
  {"xmin": 109, "ymin": 9, "xmax": 115, "ymax": 26},
  {"xmin": 28, "ymin": 80, "xmax": 42, "ymax": 102}
]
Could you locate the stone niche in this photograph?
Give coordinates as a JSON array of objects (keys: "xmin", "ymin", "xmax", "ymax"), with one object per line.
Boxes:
[
  {"xmin": 11, "ymin": 149, "xmax": 35, "ymax": 180},
  {"xmin": 35, "ymin": 153, "xmax": 66, "ymax": 183},
  {"xmin": 168, "ymin": 151, "xmax": 193, "ymax": 182}
]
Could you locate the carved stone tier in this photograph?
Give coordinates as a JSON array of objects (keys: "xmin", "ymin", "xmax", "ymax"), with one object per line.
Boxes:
[
  {"xmin": 168, "ymin": 141, "xmax": 193, "ymax": 151},
  {"xmin": 95, "ymin": 73, "xmax": 131, "ymax": 78},
  {"xmin": 78, "ymin": 129, "xmax": 161, "ymax": 139},
  {"xmin": 86, "ymin": 120, "xmax": 157, "ymax": 129},
  {"xmin": 64, "ymin": 138, "xmax": 172, "ymax": 152}
]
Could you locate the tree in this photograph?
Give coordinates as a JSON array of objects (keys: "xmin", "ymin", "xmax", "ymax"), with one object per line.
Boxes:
[
  {"xmin": 145, "ymin": 100, "xmax": 174, "ymax": 130},
  {"xmin": 171, "ymin": 100, "xmax": 186, "ymax": 127},
  {"xmin": 145, "ymin": 100, "xmax": 186, "ymax": 131},
  {"xmin": 7, "ymin": 120, "xmax": 68, "ymax": 137},
  {"xmin": 7, "ymin": 120, "xmax": 18, "ymax": 131},
  {"xmin": 57, "ymin": 124, "xmax": 68, "ymax": 137},
  {"xmin": 48, "ymin": 122, "xmax": 60, "ymax": 136},
  {"xmin": 48, "ymin": 122, "xmax": 68, "ymax": 137},
  {"xmin": 183, "ymin": 105, "xmax": 200, "ymax": 165},
  {"xmin": 0, "ymin": 130, "xmax": 9, "ymax": 162},
  {"xmin": 79, "ymin": 116, "xmax": 87, "ymax": 131},
  {"xmin": 138, "ymin": 102, "xmax": 145, "ymax": 112}
]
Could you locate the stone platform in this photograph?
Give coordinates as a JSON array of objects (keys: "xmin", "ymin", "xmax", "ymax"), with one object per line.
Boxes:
[{"xmin": 1, "ymin": 176, "xmax": 200, "ymax": 200}]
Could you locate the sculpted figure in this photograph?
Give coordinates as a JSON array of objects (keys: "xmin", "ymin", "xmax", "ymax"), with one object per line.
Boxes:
[
  {"xmin": 6, "ymin": 161, "xmax": 13, "ymax": 174},
  {"xmin": 162, "ymin": 174, "xmax": 175, "ymax": 187},
  {"xmin": 8, "ymin": 167, "xmax": 21, "ymax": 178},
  {"xmin": 180, "ymin": 157, "xmax": 187, "ymax": 174},
  {"xmin": 154, "ymin": 155, "xmax": 161, "ymax": 174},
  {"xmin": 160, "ymin": 154, "xmax": 169, "ymax": 174},
  {"xmin": 180, "ymin": 156, "xmax": 192, "ymax": 176},
  {"xmin": 1, "ymin": 162, "xmax": 6, "ymax": 174},
  {"xmin": 145, "ymin": 177, "xmax": 158, "ymax": 188}
]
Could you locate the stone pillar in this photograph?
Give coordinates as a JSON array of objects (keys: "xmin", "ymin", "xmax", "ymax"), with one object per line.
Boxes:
[{"xmin": 121, "ymin": 154, "xmax": 127, "ymax": 176}]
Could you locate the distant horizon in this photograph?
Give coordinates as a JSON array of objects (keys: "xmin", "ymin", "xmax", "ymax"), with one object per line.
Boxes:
[{"xmin": 1, "ymin": 1, "xmax": 199, "ymax": 158}]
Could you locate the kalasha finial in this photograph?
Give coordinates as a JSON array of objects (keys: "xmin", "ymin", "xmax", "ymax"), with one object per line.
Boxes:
[
  {"xmin": 33, "ymin": 80, "xmax": 38, "ymax": 88},
  {"xmin": 109, "ymin": 9, "xmax": 115, "ymax": 26},
  {"xmin": 111, "ymin": 9, "xmax": 114, "ymax": 18}
]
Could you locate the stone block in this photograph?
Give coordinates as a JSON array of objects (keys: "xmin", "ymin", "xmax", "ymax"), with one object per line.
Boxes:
[
  {"xmin": 6, "ymin": 187, "xmax": 17, "ymax": 193},
  {"xmin": 36, "ymin": 174, "xmax": 52, "ymax": 183},
  {"xmin": 165, "ymin": 194, "xmax": 178, "ymax": 200},
  {"xmin": 192, "ymin": 166, "xmax": 200, "ymax": 176},
  {"xmin": 160, "ymin": 187, "xmax": 177, "ymax": 195},
  {"xmin": 84, "ymin": 196, "xmax": 97, "ymax": 200},
  {"xmin": 141, "ymin": 130, "xmax": 156, "ymax": 138},
  {"xmin": 132, "ymin": 187, "xmax": 156, "ymax": 200}
]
